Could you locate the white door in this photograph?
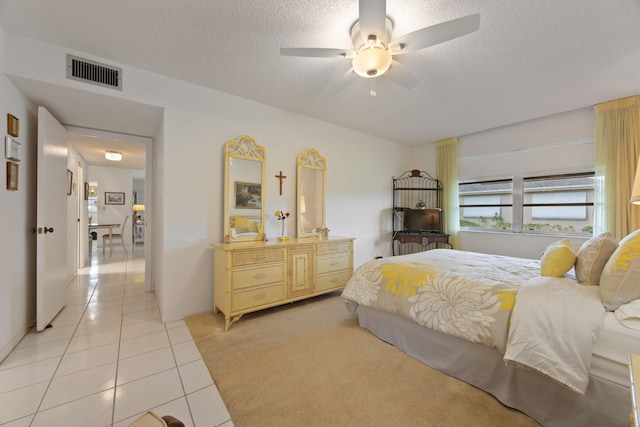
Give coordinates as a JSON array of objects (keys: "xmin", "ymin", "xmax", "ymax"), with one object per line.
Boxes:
[{"xmin": 36, "ymin": 106, "xmax": 68, "ymax": 331}]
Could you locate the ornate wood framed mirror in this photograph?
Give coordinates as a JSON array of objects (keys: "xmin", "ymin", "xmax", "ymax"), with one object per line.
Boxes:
[
  {"xmin": 297, "ymin": 148, "xmax": 326, "ymax": 238},
  {"xmin": 223, "ymin": 135, "xmax": 266, "ymax": 243}
]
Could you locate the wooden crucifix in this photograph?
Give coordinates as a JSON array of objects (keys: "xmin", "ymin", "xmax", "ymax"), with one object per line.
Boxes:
[{"xmin": 275, "ymin": 171, "xmax": 287, "ymax": 195}]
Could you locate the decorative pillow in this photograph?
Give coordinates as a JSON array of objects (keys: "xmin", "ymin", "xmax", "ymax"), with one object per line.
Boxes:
[
  {"xmin": 600, "ymin": 229, "xmax": 640, "ymax": 311},
  {"xmin": 575, "ymin": 232, "xmax": 618, "ymax": 286},
  {"xmin": 540, "ymin": 238, "xmax": 576, "ymax": 277},
  {"xmin": 234, "ymin": 216, "xmax": 249, "ymax": 229}
]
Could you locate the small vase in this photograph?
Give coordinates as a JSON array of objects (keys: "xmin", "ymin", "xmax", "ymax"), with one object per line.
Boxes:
[{"xmin": 277, "ymin": 221, "xmax": 290, "ymax": 241}]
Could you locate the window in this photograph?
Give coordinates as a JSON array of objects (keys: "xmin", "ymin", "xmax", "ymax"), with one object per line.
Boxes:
[
  {"xmin": 460, "ymin": 172, "xmax": 594, "ymax": 235},
  {"xmin": 531, "ymin": 192, "xmax": 586, "ymax": 220},
  {"xmin": 459, "ymin": 179, "xmax": 513, "ymax": 230},
  {"xmin": 462, "ymin": 195, "xmax": 502, "ymax": 218},
  {"xmin": 523, "ymin": 173, "xmax": 594, "ymax": 234}
]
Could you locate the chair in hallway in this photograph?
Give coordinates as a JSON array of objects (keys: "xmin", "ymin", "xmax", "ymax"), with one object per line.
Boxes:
[{"xmin": 102, "ymin": 216, "xmax": 128, "ymax": 254}]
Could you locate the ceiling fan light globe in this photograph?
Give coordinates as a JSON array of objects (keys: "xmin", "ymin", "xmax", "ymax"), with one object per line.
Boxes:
[{"xmin": 352, "ymin": 47, "xmax": 392, "ymax": 78}]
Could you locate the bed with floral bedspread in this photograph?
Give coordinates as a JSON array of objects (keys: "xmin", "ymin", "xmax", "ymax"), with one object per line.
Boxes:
[
  {"xmin": 342, "ymin": 249, "xmax": 542, "ymax": 353},
  {"xmin": 342, "ymin": 248, "xmax": 606, "ymax": 395}
]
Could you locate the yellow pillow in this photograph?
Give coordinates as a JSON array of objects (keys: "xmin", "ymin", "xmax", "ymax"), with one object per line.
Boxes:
[
  {"xmin": 540, "ymin": 238, "xmax": 576, "ymax": 277},
  {"xmin": 234, "ymin": 216, "xmax": 249, "ymax": 228},
  {"xmin": 600, "ymin": 229, "xmax": 640, "ymax": 311}
]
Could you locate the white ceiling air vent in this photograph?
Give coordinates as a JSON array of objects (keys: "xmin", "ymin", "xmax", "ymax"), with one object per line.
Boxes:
[{"xmin": 66, "ymin": 54, "xmax": 122, "ymax": 91}]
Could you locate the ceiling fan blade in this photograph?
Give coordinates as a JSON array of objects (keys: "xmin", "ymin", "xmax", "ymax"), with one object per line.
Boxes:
[
  {"xmin": 385, "ymin": 60, "xmax": 420, "ymax": 89},
  {"xmin": 280, "ymin": 47, "xmax": 353, "ymax": 58},
  {"xmin": 358, "ymin": 0, "xmax": 387, "ymax": 44},
  {"xmin": 389, "ymin": 13, "xmax": 480, "ymax": 55},
  {"xmin": 326, "ymin": 68, "xmax": 356, "ymax": 95}
]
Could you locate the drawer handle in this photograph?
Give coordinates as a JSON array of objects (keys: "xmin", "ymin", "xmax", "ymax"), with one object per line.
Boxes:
[
  {"xmin": 329, "ymin": 261, "xmax": 339, "ymax": 266},
  {"xmin": 330, "ymin": 278, "xmax": 338, "ymax": 283},
  {"xmin": 253, "ymin": 254, "xmax": 268, "ymax": 259},
  {"xmin": 253, "ymin": 292, "xmax": 267, "ymax": 300},
  {"xmin": 253, "ymin": 273, "xmax": 266, "ymax": 279}
]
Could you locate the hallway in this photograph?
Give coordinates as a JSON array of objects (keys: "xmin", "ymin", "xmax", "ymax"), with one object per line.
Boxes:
[{"xmin": 0, "ymin": 246, "xmax": 232, "ymax": 426}]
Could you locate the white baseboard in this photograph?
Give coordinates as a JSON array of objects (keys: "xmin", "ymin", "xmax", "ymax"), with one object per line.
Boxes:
[{"xmin": 0, "ymin": 322, "xmax": 32, "ymax": 363}]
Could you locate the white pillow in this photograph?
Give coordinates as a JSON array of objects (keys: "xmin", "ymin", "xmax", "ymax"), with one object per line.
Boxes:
[
  {"xmin": 575, "ymin": 232, "xmax": 618, "ymax": 286},
  {"xmin": 600, "ymin": 229, "xmax": 640, "ymax": 311}
]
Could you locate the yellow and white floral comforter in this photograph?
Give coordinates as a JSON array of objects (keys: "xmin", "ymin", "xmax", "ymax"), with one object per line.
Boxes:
[{"xmin": 342, "ymin": 249, "xmax": 542, "ymax": 353}]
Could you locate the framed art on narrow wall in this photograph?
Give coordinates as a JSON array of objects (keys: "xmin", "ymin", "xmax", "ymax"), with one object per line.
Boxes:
[
  {"xmin": 7, "ymin": 114, "xmax": 19, "ymax": 137},
  {"xmin": 6, "ymin": 161, "xmax": 18, "ymax": 190},
  {"xmin": 4, "ymin": 136, "xmax": 21, "ymax": 161}
]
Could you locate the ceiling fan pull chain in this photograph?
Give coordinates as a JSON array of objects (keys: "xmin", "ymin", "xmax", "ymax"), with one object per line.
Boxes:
[{"xmin": 370, "ymin": 78, "xmax": 377, "ymax": 98}]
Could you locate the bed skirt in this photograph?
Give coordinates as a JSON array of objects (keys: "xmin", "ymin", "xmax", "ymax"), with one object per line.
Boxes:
[{"xmin": 356, "ymin": 305, "xmax": 630, "ymax": 427}]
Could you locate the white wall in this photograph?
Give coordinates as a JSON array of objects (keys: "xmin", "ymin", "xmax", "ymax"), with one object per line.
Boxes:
[
  {"xmin": 155, "ymin": 80, "xmax": 412, "ymax": 321},
  {"xmin": 0, "ymin": 27, "xmax": 38, "ymax": 360},
  {"xmin": 88, "ymin": 166, "xmax": 134, "ymax": 246},
  {"xmin": 0, "ymin": 28, "xmax": 600, "ymax": 353},
  {"xmin": 67, "ymin": 145, "xmax": 89, "ymax": 276},
  {"xmin": 1, "ymin": 31, "xmax": 415, "ymax": 326},
  {"xmin": 457, "ymin": 109, "xmax": 595, "ymax": 258}
]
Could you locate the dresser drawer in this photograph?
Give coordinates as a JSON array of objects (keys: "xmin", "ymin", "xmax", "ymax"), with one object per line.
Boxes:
[
  {"xmin": 232, "ymin": 249, "xmax": 285, "ymax": 267},
  {"xmin": 317, "ymin": 254, "xmax": 350, "ymax": 274},
  {"xmin": 316, "ymin": 242, "xmax": 351, "ymax": 256},
  {"xmin": 316, "ymin": 270, "xmax": 352, "ymax": 292},
  {"xmin": 232, "ymin": 264, "xmax": 286, "ymax": 290},
  {"xmin": 232, "ymin": 283, "xmax": 286, "ymax": 312}
]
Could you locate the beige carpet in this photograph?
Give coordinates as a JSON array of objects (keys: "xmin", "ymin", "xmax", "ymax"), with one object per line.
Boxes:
[{"xmin": 185, "ymin": 292, "xmax": 540, "ymax": 427}]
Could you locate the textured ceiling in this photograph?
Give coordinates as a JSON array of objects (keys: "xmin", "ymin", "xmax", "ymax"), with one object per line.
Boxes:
[{"xmin": 1, "ymin": 0, "xmax": 640, "ymax": 147}]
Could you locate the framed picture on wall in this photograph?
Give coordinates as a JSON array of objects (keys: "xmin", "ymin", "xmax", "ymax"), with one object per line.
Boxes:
[
  {"xmin": 105, "ymin": 192, "xmax": 125, "ymax": 205},
  {"xmin": 4, "ymin": 136, "xmax": 21, "ymax": 161},
  {"xmin": 7, "ymin": 114, "xmax": 19, "ymax": 137},
  {"xmin": 6, "ymin": 161, "xmax": 18, "ymax": 190},
  {"xmin": 234, "ymin": 182, "xmax": 261, "ymax": 209}
]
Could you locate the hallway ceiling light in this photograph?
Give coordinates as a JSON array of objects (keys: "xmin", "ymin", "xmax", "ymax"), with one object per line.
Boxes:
[{"xmin": 105, "ymin": 151, "xmax": 122, "ymax": 161}]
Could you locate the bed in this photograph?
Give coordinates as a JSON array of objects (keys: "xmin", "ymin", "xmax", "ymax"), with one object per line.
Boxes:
[
  {"xmin": 341, "ymin": 232, "xmax": 640, "ymax": 427},
  {"xmin": 228, "ymin": 215, "xmax": 261, "ymax": 237}
]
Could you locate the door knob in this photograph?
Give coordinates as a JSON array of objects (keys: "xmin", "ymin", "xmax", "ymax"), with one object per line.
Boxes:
[{"xmin": 44, "ymin": 227, "xmax": 54, "ymax": 234}]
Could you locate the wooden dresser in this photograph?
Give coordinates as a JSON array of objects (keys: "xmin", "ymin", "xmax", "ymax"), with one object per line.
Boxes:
[{"xmin": 213, "ymin": 236, "xmax": 354, "ymax": 330}]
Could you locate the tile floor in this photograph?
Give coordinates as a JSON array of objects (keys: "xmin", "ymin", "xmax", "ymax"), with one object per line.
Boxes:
[{"xmin": 0, "ymin": 245, "xmax": 232, "ymax": 427}]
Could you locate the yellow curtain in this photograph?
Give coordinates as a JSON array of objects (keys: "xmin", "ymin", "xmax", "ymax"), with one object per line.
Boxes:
[
  {"xmin": 436, "ymin": 137, "xmax": 460, "ymax": 248},
  {"xmin": 593, "ymin": 95, "xmax": 640, "ymax": 239}
]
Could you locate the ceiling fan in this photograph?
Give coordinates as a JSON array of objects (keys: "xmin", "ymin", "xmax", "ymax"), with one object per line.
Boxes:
[{"xmin": 280, "ymin": 0, "xmax": 480, "ymax": 96}]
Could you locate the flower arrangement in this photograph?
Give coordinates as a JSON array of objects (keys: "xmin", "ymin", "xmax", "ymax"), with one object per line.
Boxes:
[{"xmin": 274, "ymin": 210, "xmax": 290, "ymax": 237}]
